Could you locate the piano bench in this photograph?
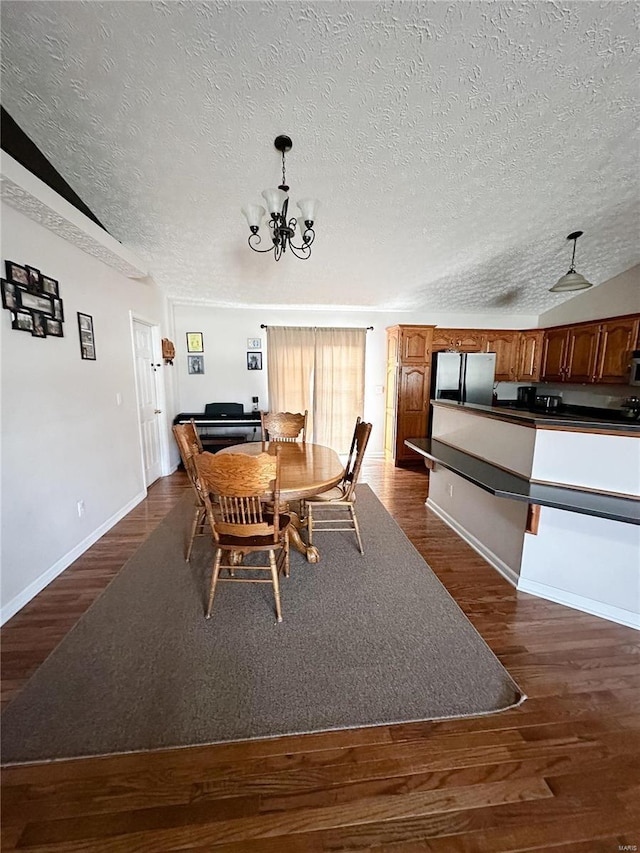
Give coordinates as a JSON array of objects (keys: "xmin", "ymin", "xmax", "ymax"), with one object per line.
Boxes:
[{"xmin": 200, "ymin": 434, "xmax": 248, "ymax": 453}]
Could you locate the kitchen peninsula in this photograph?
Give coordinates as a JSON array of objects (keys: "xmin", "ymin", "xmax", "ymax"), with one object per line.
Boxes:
[{"xmin": 407, "ymin": 400, "xmax": 639, "ymax": 629}]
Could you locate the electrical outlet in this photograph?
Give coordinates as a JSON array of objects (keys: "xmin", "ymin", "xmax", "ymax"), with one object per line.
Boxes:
[
  {"xmin": 447, "ymin": 484, "xmax": 454, "ymax": 498},
  {"xmin": 77, "ymin": 500, "xmax": 85, "ymax": 518},
  {"xmin": 116, "ymin": 392, "xmax": 122, "ymax": 406}
]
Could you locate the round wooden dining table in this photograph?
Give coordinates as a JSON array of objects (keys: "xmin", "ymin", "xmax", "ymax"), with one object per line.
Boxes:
[{"xmin": 217, "ymin": 441, "xmax": 344, "ymax": 562}]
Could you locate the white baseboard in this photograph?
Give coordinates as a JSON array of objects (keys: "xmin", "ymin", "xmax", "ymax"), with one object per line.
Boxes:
[
  {"xmin": 426, "ymin": 498, "xmax": 520, "ymax": 588},
  {"xmin": 1, "ymin": 489, "xmax": 147, "ymax": 626},
  {"xmin": 517, "ymin": 578, "xmax": 640, "ymax": 631}
]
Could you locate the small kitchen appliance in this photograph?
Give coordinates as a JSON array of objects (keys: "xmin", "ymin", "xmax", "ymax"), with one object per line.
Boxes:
[
  {"xmin": 531, "ymin": 394, "xmax": 562, "ymax": 412},
  {"xmin": 516, "ymin": 386, "xmax": 537, "ymax": 408}
]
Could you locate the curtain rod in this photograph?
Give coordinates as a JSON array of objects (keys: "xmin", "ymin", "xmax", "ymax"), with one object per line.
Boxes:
[{"xmin": 260, "ymin": 324, "xmax": 373, "ymax": 330}]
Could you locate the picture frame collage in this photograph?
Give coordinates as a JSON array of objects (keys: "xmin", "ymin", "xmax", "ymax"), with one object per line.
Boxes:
[
  {"xmin": 2, "ymin": 261, "xmax": 65, "ymax": 338},
  {"xmin": 186, "ymin": 332, "xmax": 204, "ymax": 374},
  {"xmin": 247, "ymin": 337, "xmax": 262, "ymax": 370}
]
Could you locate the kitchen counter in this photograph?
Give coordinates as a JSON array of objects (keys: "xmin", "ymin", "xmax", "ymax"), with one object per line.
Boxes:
[
  {"xmin": 406, "ymin": 437, "xmax": 639, "ymax": 526},
  {"xmin": 418, "ymin": 401, "xmax": 639, "ymax": 630},
  {"xmin": 431, "ymin": 399, "xmax": 640, "ymax": 433}
]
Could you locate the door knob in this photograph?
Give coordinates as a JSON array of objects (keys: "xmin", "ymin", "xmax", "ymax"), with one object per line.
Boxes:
[{"xmin": 154, "ymin": 409, "xmax": 162, "ymax": 414}]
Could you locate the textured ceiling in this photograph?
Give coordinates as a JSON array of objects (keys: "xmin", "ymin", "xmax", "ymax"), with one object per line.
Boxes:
[{"xmin": 1, "ymin": 1, "xmax": 638, "ymax": 314}]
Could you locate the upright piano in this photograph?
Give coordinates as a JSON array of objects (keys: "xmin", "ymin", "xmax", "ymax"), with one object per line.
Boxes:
[{"xmin": 173, "ymin": 402, "xmax": 261, "ymax": 452}]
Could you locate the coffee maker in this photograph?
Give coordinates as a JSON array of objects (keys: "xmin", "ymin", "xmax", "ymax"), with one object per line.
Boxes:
[{"xmin": 516, "ymin": 386, "xmax": 537, "ymax": 408}]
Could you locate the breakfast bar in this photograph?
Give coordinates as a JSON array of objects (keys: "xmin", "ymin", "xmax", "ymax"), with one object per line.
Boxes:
[{"xmin": 407, "ymin": 400, "xmax": 640, "ymax": 629}]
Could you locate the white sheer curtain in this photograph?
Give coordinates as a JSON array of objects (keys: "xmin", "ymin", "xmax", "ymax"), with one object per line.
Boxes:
[{"xmin": 266, "ymin": 326, "xmax": 367, "ymax": 453}]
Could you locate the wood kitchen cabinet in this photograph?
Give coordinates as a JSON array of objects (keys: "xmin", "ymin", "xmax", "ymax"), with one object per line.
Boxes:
[
  {"xmin": 540, "ymin": 327, "xmax": 569, "ymax": 382},
  {"xmin": 565, "ymin": 324, "xmax": 601, "ymax": 382},
  {"xmin": 385, "ymin": 325, "xmax": 435, "ymax": 465},
  {"xmin": 541, "ymin": 324, "xmax": 600, "ymax": 383},
  {"xmin": 431, "ymin": 328, "xmax": 485, "ymax": 352},
  {"xmin": 483, "ymin": 331, "xmax": 520, "ymax": 381},
  {"xmin": 594, "ymin": 316, "xmax": 639, "ymax": 383},
  {"xmin": 515, "ymin": 330, "xmax": 544, "ymax": 382},
  {"xmin": 541, "ymin": 315, "xmax": 638, "ymax": 384}
]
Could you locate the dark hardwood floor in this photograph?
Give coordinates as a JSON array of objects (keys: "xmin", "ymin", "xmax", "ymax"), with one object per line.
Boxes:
[{"xmin": 2, "ymin": 460, "xmax": 639, "ymax": 852}]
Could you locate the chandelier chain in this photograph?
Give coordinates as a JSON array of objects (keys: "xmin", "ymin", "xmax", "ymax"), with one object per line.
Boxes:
[{"xmin": 281, "ymin": 150, "xmax": 287, "ymax": 188}]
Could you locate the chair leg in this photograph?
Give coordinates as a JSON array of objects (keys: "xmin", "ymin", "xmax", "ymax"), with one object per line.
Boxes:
[
  {"xmin": 269, "ymin": 550, "xmax": 283, "ymax": 623},
  {"xmin": 284, "ymin": 531, "xmax": 290, "ymax": 578},
  {"xmin": 186, "ymin": 505, "xmax": 204, "ymax": 562},
  {"xmin": 206, "ymin": 550, "xmax": 223, "ymax": 618},
  {"xmin": 350, "ymin": 504, "xmax": 364, "ymax": 554},
  {"xmin": 307, "ymin": 505, "xmax": 314, "ymax": 546}
]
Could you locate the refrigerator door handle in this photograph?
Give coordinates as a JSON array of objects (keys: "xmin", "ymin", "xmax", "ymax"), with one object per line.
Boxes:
[{"xmin": 459, "ymin": 353, "xmax": 467, "ymax": 402}]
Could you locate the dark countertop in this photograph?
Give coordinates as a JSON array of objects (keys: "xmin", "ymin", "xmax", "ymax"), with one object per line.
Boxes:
[
  {"xmin": 405, "ymin": 437, "xmax": 639, "ymax": 526},
  {"xmin": 430, "ymin": 399, "xmax": 640, "ymax": 433}
]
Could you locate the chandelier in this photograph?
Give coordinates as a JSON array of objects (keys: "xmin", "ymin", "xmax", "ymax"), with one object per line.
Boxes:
[
  {"xmin": 241, "ymin": 135, "xmax": 319, "ymax": 261},
  {"xmin": 549, "ymin": 230, "xmax": 593, "ymax": 292}
]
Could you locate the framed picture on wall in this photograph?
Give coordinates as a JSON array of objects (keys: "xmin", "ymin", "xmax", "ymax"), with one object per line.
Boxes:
[
  {"xmin": 186, "ymin": 332, "xmax": 204, "ymax": 353},
  {"xmin": 52, "ymin": 297, "xmax": 65, "ymax": 322},
  {"xmin": 247, "ymin": 337, "xmax": 262, "ymax": 349},
  {"xmin": 247, "ymin": 352, "xmax": 262, "ymax": 370},
  {"xmin": 5, "ymin": 261, "xmax": 29, "ymax": 287},
  {"xmin": 11, "ymin": 310, "xmax": 34, "ymax": 333},
  {"xmin": 41, "ymin": 275, "xmax": 59, "ymax": 297},
  {"xmin": 187, "ymin": 354, "xmax": 204, "ymax": 374},
  {"xmin": 25, "ymin": 266, "xmax": 41, "ymax": 292},
  {"xmin": 1, "ymin": 279, "xmax": 19, "ymax": 310},
  {"xmin": 45, "ymin": 317, "xmax": 64, "ymax": 337},
  {"xmin": 77, "ymin": 312, "xmax": 96, "ymax": 360},
  {"xmin": 17, "ymin": 288, "xmax": 54, "ymax": 316}
]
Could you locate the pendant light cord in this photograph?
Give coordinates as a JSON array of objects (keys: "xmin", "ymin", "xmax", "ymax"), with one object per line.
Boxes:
[{"xmin": 570, "ymin": 237, "xmax": 577, "ymax": 271}]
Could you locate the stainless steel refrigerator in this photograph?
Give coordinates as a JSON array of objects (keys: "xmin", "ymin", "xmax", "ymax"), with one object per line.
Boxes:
[{"xmin": 430, "ymin": 351, "xmax": 496, "ymax": 409}]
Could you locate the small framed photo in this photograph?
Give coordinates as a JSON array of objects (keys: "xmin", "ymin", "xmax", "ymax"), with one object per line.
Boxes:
[
  {"xmin": 45, "ymin": 316, "xmax": 64, "ymax": 337},
  {"xmin": 77, "ymin": 312, "xmax": 96, "ymax": 360},
  {"xmin": 5, "ymin": 261, "xmax": 29, "ymax": 287},
  {"xmin": 247, "ymin": 337, "xmax": 262, "ymax": 349},
  {"xmin": 247, "ymin": 352, "xmax": 262, "ymax": 370},
  {"xmin": 11, "ymin": 310, "xmax": 34, "ymax": 333},
  {"xmin": 187, "ymin": 354, "xmax": 204, "ymax": 374},
  {"xmin": 1, "ymin": 279, "xmax": 19, "ymax": 310},
  {"xmin": 41, "ymin": 275, "xmax": 59, "ymax": 297},
  {"xmin": 18, "ymin": 288, "xmax": 54, "ymax": 316},
  {"xmin": 186, "ymin": 332, "xmax": 204, "ymax": 353},
  {"xmin": 52, "ymin": 297, "xmax": 65, "ymax": 322},
  {"xmin": 31, "ymin": 311, "xmax": 47, "ymax": 338},
  {"xmin": 25, "ymin": 266, "xmax": 41, "ymax": 292}
]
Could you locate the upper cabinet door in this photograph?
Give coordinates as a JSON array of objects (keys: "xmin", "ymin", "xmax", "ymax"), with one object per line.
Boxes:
[
  {"xmin": 565, "ymin": 324, "xmax": 601, "ymax": 383},
  {"xmin": 483, "ymin": 332, "xmax": 520, "ymax": 381},
  {"xmin": 594, "ymin": 317, "xmax": 640, "ymax": 383},
  {"xmin": 432, "ymin": 329, "xmax": 485, "ymax": 352},
  {"xmin": 541, "ymin": 328, "xmax": 569, "ymax": 382},
  {"xmin": 516, "ymin": 330, "xmax": 544, "ymax": 382},
  {"xmin": 400, "ymin": 327, "xmax": 432, "ymax": 363}
]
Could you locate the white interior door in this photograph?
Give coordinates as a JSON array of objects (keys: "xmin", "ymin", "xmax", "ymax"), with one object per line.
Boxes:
[{"xmin": 133, "ymin": 319, "xmax": 163, "ymax": 487}]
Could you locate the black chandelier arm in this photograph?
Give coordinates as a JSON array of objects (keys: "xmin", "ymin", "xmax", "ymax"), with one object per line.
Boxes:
[
  {"xmin": 286, "ymin": 240, "xmax": 312, "ymax": 260},
  {"xmin": 247, "ymin": 232, "xmax": 277, "ymax": 254}
]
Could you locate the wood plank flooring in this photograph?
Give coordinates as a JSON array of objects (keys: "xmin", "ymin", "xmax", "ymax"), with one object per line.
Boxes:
[{"xmin": 2, "ymin": 460, "xmax": 639, "ymax": 851}]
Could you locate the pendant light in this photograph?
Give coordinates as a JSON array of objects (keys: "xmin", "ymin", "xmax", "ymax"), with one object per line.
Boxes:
[{"xmin": 549, "ymin": 230, "xmax": 593, "ymax": 292}]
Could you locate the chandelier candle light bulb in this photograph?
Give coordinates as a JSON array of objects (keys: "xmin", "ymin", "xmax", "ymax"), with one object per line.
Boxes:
[{"xmin": 242, "ymin": 135, "xmax": 319, "ymax": 261}]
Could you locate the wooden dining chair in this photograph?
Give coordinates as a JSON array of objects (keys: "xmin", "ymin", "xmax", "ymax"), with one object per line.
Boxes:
[
  {"xmin": 305, "ymin": 418, "xmax": 373, "ymax": 554},
  {"xmin": 172, "ymin": 422, "xmax": 206, "ymax": 561},
  {"xmin": 261, "ymin": 410, "xmax": 307, "ymax": 443},
  {"xmin": 195, "ymin": 447, "xmax": 290, "ymax": 623}
]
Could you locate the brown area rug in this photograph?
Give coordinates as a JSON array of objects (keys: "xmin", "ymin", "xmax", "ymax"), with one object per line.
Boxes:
[{"xmin": 1, "ymin": 485, "xmax": 525, "ymax": 764}]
